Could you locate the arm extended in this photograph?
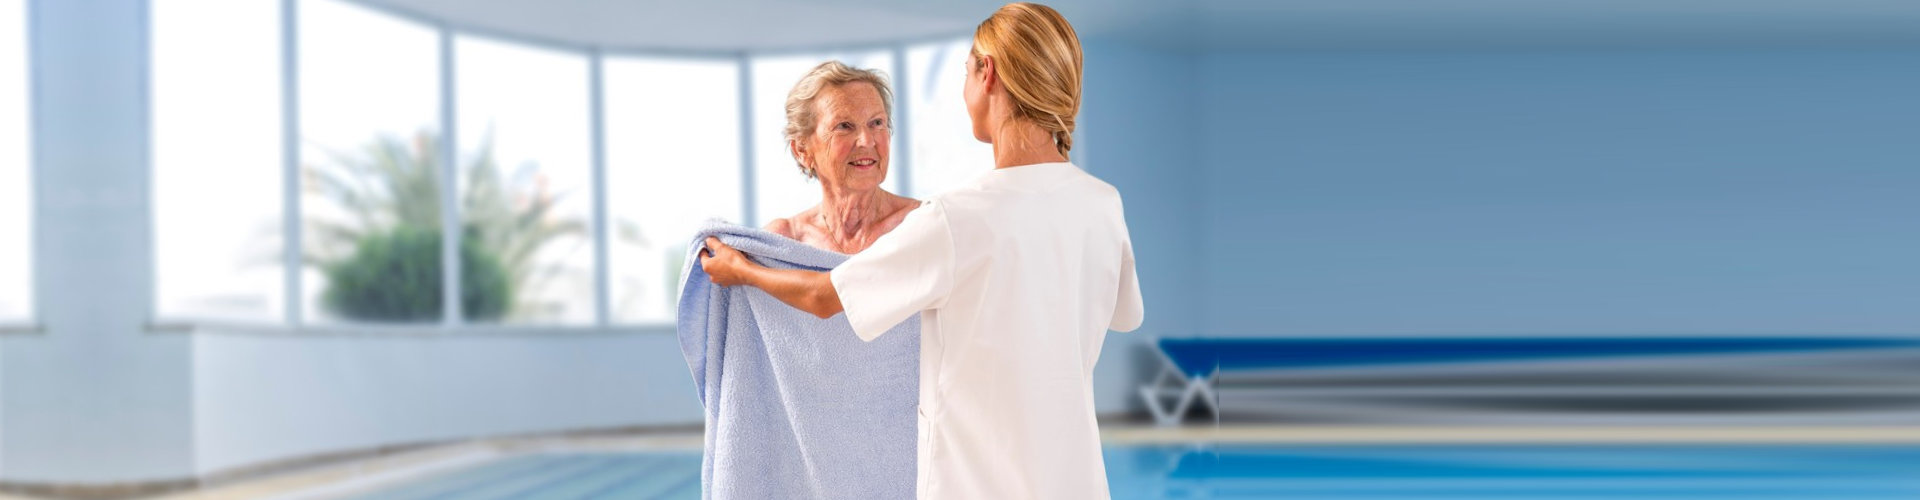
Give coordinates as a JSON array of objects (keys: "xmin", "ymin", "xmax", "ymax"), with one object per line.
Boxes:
[{"xmin": 699, "ymin": 236, "xmax": 844, "ymax": 319}]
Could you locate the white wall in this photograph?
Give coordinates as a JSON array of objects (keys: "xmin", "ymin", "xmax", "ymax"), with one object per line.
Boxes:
[{"xmin": 190, "ymin": 330, "xmax": 700, "ymax": 475}]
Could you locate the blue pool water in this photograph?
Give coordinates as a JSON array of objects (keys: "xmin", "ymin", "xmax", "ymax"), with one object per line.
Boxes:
[{"xmin": 341, "ymin": 444, "xmax": 1920, "ymax": 499}]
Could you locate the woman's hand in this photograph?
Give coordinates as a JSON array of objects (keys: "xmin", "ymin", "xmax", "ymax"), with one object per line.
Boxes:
[
  {"xmin": 700, "ymin": 237, "xmax": 752, "ymax": 286},
  {"xmin": 697, "ymin": 235, "xmax": 844, "ymax": 318}
]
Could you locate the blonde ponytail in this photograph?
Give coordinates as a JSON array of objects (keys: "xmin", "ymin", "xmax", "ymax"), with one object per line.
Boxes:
[{"xmin": 1050, "ymin": 114, "xmax": 1072, "ymax": 156}]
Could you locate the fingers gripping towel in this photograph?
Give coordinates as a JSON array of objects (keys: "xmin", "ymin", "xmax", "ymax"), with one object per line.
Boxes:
[{"xmin": 677, "ymin": 220, "xmax": 918, "ymax": 499}]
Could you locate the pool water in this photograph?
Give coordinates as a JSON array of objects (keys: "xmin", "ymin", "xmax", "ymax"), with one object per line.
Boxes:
[
  {"xmin": 339, "ymin": 452, "xmax": 702, "ymax": 500},
  {"xmin": 1106, "ymin": 445, "xmax": 1920, "ymax": 499},
  {"xmin": 339, "ymin": 444, "xmax": 1920, "ymax": 499}
]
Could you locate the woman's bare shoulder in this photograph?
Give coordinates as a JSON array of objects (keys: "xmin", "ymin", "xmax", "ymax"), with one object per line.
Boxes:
[
  {"xmin": 766, "ymin": 205, "xmax": 821, "ymax": 240},
  {"xmin": 763, "ymin": 217, "xmax": 796, "ymax": 239},
  {"xmin": 876, "ymin": 193, "xmax": 923, "ymax": 233}
]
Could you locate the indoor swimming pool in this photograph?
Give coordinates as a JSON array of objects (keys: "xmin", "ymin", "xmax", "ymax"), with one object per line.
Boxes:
[{"xmin": 333, "ymin": 443, "xmax": 1920, "ymax": 499}]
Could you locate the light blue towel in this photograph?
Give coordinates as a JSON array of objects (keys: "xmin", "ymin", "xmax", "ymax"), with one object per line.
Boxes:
[{"xmin": 676, "ymin": 220, "xmax": 919, "ymax": 499}]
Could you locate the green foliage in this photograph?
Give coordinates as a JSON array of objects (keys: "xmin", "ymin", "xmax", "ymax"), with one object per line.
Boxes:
[
  {"xmin": 304, "ymin": 130, "xmax": 601, "ymax": 321},
  {"xmin": 320, "ymin": 225, "xmax": 510, "ymax": 322}
]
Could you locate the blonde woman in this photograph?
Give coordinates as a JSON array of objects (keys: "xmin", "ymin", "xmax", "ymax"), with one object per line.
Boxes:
[{"xmin": 701, "ymin": 3, "xmax": 1142, "ymax": 498}]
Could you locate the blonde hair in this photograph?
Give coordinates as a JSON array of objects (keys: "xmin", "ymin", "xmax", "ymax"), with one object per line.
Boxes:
[
  {"xmin": 782, "ymin": 60, "xmax": 893, "ymax": 179},
  {"xmin": 972, "ymin": 2, "xmax": 1082, "ymax": 157}
]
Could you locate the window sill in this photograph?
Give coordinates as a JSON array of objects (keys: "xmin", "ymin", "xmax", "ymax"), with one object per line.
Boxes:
[
  {"xmin": 145, "ymin": 319, "xmax": 674, "ymax": 338},
  {"xmin": 0, "ymin": 321, "xmax": 44, "ymax": 335}
]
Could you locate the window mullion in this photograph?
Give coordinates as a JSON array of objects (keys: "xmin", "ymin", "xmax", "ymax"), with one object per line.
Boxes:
[
  {"xmin": 438, "ymin": 24, "xmax": 461, "ymax": 325},
  {"xmin": 281, "ymin": 0, "xmax": 302, "ymax": 326},
  {"xmin": 891, "ymin": 45, "xmax": 911, "ymax": 199},
  {"xmin": 737, "ymin": 53, "xmax": 756, "ymax": 227},
  {"xmin": 589, "ymin": 48, "xmax": 610, "ymax": 326}
]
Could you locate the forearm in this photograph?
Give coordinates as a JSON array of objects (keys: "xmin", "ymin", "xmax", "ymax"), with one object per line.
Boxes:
[{"xmin": 741, "ymin": 265, "xmax": 844, "ymax": 319}]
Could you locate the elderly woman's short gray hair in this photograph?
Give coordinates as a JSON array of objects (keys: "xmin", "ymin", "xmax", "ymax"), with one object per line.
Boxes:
[{"xmin": 784, "ymin": 60, "xmax": 894, "ymax": 179}]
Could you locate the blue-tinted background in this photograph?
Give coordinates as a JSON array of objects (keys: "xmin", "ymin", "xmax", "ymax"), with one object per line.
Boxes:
[{"xmin": 1, "ymin": 0, "xmax": 1916, "ymax": 492}]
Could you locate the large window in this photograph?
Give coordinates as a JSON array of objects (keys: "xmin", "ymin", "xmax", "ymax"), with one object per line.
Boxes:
[
  {"xmin": 0, "ymin": 0, "xmax": 30, "ymax": 320},
  {"xmin": 297, "ymin": 0, "xmax": 443, "ymax": 323},
  {"xmin": 749, "ymin": 50, "xmax": 899, "ymax": 225},
  {"xmin": 906, "ymin": 39, "xmax": 994, "ymax": 198},
  {"xmin": 152, "ymin": 0, "xmax": 284, "ymax": 321},
  {"xmin": 454, "ymin": 35, "xmax": 595, "ymax": 324},
  {"xmin": 604, "ymin": 57, "xmax": 741, "ymax": 323},
  {"xmin": 145, "ymin": 0, "xmax": 991, "ymax": 330}
]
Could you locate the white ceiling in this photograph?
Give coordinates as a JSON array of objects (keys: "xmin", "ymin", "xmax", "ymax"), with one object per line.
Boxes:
[{"xmin": 361, "ymin": 0, "xmax": 1920, "ymax": 52}]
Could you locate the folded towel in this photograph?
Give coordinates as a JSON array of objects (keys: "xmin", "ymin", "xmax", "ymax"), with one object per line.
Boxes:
[{"xmin": 677, "ymin": 220, "xmax": 919, "ymax": 499}]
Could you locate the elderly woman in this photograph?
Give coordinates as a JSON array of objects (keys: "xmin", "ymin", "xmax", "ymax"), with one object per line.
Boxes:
[{"xmin": 765, "ymin": 61, "xmax": 920, "ymax": 254}]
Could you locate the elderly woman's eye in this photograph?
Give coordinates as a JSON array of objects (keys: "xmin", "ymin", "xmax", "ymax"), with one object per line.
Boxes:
[
  {"xmin": 835, "ymin": 121, "xmax": 854, "ymax": 131},
  {"xmin": 870, "ymin": 119, "xmax": 888, "ymax": 129}
]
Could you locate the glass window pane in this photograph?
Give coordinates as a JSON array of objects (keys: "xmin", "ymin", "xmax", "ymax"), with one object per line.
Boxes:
[
  {"xmin": 298, "ymin": 0, "xmax": 442, "ymax": 323},
  {"xmin": 906, "ymin": 38, "xmax": 994, "ymax": 198},
  {"xmin": 749, "ymin": 50, "xmax": 898, "ymax": 226},
  {"xmin": 604, "ymin": 57, "xmax": 742, "ymax": 324},
  {"xmin": 0, "ymin": 0, "xmax": 30, "ymax": 320},
  {"xmin": 454, "ymin": 36, "xmax": 594, "ymax": 325},
  {"xmin": 152, "ymin": 0, "xmax": 284, "ymax": 321}
]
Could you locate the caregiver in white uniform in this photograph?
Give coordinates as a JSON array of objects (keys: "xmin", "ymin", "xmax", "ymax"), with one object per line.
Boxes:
[{"xmin": 700, "ymin": 3, "xmax": 1142, "ymax": 498}]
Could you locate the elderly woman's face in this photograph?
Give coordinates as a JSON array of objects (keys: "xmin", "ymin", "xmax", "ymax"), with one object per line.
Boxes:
[{"xmin": 801, "ymin": 82, "xmax": 891, "ymax": 191}]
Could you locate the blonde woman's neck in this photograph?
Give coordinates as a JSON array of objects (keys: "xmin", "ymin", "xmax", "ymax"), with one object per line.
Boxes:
[{"xmin": 991, "ymin": 118, "xmax": 1068, "ymax": 169}]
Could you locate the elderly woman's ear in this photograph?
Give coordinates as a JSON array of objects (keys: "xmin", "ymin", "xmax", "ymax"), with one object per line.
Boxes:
[{"xmin": 787, "ymin": 139, "xmax": 810, "ymax": 178}]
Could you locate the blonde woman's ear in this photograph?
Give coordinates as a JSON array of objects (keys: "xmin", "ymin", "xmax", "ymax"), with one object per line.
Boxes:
[{"xmin": 977, "ymin": 55, "xmax": 996, "ymax": 91}]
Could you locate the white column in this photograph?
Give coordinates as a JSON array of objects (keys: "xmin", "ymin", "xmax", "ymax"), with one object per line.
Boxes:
[{"xmin": 3, "ymin": 0, "xmax": 196, "ymax": 483}]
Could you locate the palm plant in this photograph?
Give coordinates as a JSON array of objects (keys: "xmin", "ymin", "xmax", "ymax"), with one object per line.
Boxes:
[{"xmin": 303, "ymin": 129, "xmax": 607, "ymax": 321}]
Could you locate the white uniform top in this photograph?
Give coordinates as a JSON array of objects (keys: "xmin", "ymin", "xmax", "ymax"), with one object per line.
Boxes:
[{"xmin": 831, "ymin": 162, "xmax": 1145, "ymax": 500}]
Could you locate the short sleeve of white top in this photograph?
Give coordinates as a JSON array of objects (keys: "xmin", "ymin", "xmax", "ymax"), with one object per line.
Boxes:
[
  {"xmin": 831, "ymin": 202, "xmax": 956, "ymax": 340},
  {"xmin": 830, "ymin": 162, "xmax": 1143, "ymax": 500}
]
